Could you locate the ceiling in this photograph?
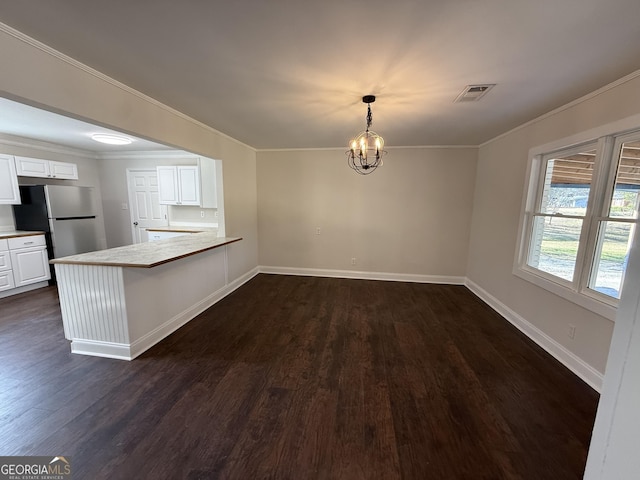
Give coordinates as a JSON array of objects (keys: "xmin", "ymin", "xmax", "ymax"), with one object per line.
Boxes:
[
  {"xmin": 0, "ymin": 97, "xmax": 171, "ymax": 152},
  {"xmin": 1, "ymin": 0, "xmax": 640, "ymax": 150}
]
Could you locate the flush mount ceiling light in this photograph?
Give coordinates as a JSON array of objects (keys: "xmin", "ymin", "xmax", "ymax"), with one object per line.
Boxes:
[
  {"xmin": 346, "ymin": 95, "xmax": 386, "ymax": 175},
  {"xmin": 91, "ymin": 133, "xmax": 133, "ymax": 145}
]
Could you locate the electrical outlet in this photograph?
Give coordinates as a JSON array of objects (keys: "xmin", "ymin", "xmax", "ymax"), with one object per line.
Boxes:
[
  {"xmin": 567, "ymin": 324, "xmax": 576, "ymax": 339},
  {"xmin": 121, "ymin": 203, "xmax": 128, "ymax": 210},
  {"xmin": 200, "ymin": 210, "xmax": 205, "ymax": 218},
  {"xmin": 351, "ymin": 258, "xmax": 357, "ymax": 265},
  {"xmin": 316, "ymin": 227, "xmax": 321, "ymax": 235}
]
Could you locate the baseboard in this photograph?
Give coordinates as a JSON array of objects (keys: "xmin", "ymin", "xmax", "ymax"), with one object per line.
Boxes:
[
  {"xmin": 68, "ymin": 266, "xmax": 602, "ymax": 391},
  {"xmin": 259, "ymin": 265, "xmax": 465, "ymax": 285},
  {"xmin": 71, "ymin": 267, "xmax": 260, "ymax": 361},
  {"xmin": 465, "ymin": 279, "xmax": 603, "ymax": 392},
  {"xmin": 71, "ymin": 339, "xmax": 132, "ymax": 360},
  {"xmin": 0, "ymin": 281, "xmax": 49, "ymax": 299},
  {"xmin": 128, "ymin": 266, "xmax": 261, "ymax": 359}
]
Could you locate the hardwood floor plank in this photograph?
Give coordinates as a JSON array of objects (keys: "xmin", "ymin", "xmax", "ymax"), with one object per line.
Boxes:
[{"xmin": 0, "ymin": 276, "xmax": 599, "ymax": 479}]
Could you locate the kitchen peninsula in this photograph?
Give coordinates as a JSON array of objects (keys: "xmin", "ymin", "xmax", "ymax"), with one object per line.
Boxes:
[{"xmin": 50, "ymin": 233, "xmax": 241, "ymax": 360}]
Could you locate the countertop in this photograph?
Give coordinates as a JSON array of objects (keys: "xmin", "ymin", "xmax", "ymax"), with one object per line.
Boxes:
[
  {"xmin": 0, "ymin": 230, "xmax": 46, "ymax": 239},
  {"xmin": 50, "ymin": 233, "xmax": 241, "ymax": 268}
]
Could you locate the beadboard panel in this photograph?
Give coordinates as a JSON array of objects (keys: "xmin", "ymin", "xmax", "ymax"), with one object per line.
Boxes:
[
  {"xmin": 55, "ymin": 263, "xmax": 129, "ymax": 344},
  {"xmin": 54, "ymin": 245, "xmax": 254, "ymax": 360}
]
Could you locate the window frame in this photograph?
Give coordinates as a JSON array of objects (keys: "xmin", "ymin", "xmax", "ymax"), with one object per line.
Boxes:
[{"xmin": 514, "ymin": 127, "xmax": 640, "ymax": 322}]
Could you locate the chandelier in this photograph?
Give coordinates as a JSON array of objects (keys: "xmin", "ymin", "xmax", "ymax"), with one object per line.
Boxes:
[{"xmin": 346, "ymin": 95, "xmax": 386, "ymax": 175}]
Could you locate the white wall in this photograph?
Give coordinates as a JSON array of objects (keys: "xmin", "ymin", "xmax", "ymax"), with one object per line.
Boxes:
[
  {"xmin": 0, "ymin": 206, "xmax": 15, "ymax": 230},
  {"xmin": 257, "ymin": 147, "xmax": 477, "ymax": 278},
  {"xmin": 467, "ymin": 73, "xmax": 640, "ymax": 382},
  {"xmin": 0, "ymin": 24, "xmax": 258, "ymax": 280},
  {"xmin": 98, "ymin": 154, "xmax": 211, "ymax": 248},
  {"xmin": 0, "ymin": 134, "xmax": 107, "ymax": 249}
]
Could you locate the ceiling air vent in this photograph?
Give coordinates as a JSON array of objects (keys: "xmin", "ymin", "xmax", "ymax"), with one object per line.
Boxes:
[{"xmin": 454, "ymin": 84, "xmax": 496, "ymax": 103}]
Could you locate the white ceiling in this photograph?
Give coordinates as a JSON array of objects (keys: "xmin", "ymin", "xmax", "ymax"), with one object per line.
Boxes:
[
  {"xmin": 0, "ymin": 97, "xmax": 171, "ymax": 152},
  {"xmin": 1, "ymin": 0, "xmax": 640, "ymax": 150}
]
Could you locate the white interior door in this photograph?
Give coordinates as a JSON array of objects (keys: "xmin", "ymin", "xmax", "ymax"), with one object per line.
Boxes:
[{"xmin": 127, "ymin": 169, "xmax": 168, "ymax": 243}]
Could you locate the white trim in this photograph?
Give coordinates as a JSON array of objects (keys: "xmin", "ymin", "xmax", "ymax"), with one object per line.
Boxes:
[
  {"xmin": 0, "ymin": 280, "xmax": 48, "ymax": 299},
  {"xmin": 257, "ymin": 145, "xmax": 478, "ymax": 153},
  {"xmin": 70, "ymin": 339, "xmax": 132, "ymax": 360},
  {"xmin": 528, "ymin": 113, "xmax": 640, "ymax": 157},
  {"xmin": 465, "ymin": 278, "xmax": 603, "ymax": 392},
  {"xmin": 259, "ymin": 265, "xmax": 465, "ymax": 285},
  {"xmin": 481, "ymin": 69, "xmax": 640, "ymax": 148},
  {"xmin": 2, "ymin": 20, "xmax": 640, "ymax": 154},
  {"xmin": 260, "ymin": 267, "xmax": 602, "ymax": 391},
  {"xmin": 0, "ymin": 21, "xmax": 255, "ymax": 152},
  {"xmin": 128, "ymin": 265, "xmax": 258, "ymax": 359},
  {"xmin": 68, "ymin": 267, "xmax": 260, "ymax": 361},
  {"xmin": 0, "ymin": 133, "xmax": 98, "ymax": 159},
  {"xmin": 65, "ymin": 264, "xmax": 604, "ymax": 393},
  {"xmin": 513, "ymin": 267, "xmax": 617, "ymax": 321},
  {"xmin": 98, "ymin": 150, "xmax": 199, "ymax": 161}
]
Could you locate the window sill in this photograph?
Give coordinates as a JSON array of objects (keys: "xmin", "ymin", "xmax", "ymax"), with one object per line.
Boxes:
[{"xmin": 513, "ymin": 266, "xmax": 617, "ymax": 322}]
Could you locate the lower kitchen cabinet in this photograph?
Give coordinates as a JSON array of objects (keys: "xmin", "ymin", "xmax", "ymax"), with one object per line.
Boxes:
[
  {"xmin": 0, "ymin": 234, "xmax": 50, "ymax": 297},
  {"xmin": 11, "ymin": 246, "xmax": 50, "ymax": 286}
]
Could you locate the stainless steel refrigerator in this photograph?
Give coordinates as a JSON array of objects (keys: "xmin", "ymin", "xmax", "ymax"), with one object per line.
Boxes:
[{"xmin": 13, "ymin": 185, "xmax": 100, "ymax": 281}]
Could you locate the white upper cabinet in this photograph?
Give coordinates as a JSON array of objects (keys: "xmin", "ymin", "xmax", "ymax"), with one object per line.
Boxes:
[
  {"xmin": 157, "ymin": 158, "xmax": 217, "ymax": 208},
  {"xmin": 0, "ymin": 154, "xmax": 21, "ymax": 205},
  {"xmin": 15, "ymin": 155, "xmax": 78, "ymax": 180},
  {"xmin": 176, "ymin": 166, "xmax": 200, "ymax": 205},
  {"xmin": 157, "ymin": 166, "xmax": 180, "ymax": 204},
  {"xmin": 49, "ymin": 160, "xmax": 79, "ymax": 180}
]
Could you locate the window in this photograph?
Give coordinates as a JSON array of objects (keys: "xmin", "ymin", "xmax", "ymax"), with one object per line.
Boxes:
[{"xmin": 516, "ymin": 130, "xmax": 640, "ymax": 317}]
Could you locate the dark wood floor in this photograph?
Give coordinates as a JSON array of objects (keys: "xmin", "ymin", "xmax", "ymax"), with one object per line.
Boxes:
[{"xmin": 0, "ymin": 274, "xmax": 598, "ymax": 479}]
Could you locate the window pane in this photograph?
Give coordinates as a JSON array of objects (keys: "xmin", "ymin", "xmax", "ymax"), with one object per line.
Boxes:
[
  {"xmin": 609, "ymin": 140, "xmax": 640, "ymax": 219},
  {"xmin": 539, "ymin": 148, "xmax": 597, "ymax": 216},
  {"xmin": 589, "ymin": 221, "xmax": 635, "ymax": 299},
  {"xmin": 528, "ymin": 216, "xmax": 583, "ymax": 282}
]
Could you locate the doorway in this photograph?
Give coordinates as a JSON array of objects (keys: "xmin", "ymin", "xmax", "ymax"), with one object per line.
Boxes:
[{"xmin": 126, "ymin": 169, "xmax": 168, "ymax": 243}]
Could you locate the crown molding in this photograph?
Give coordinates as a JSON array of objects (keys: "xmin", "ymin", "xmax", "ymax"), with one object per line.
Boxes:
[
  {"xmin": 98, "ymin": 150, "xmax": 199, "ymax": 160},
  {"xmin": 0, "ymin": 133, "xmax": 97, "ymax": 159},
  {"xmin": 256, "ymin": 144, "xmax": 478, "ymax": 153},
  {"xmin": 480, "ymin": 68, "xmax": 640, "ymax": 148},
  {"xmin": 0, "ymin": 21, "xmax": 255, "ymax": 153}
]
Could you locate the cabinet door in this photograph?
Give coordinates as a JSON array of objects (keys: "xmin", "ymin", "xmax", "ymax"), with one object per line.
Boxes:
[
  {"xmin": 0, "ymin": 250, "xmax": 11, "ymax": 272},
  {"xmin": 10, "ymin": 247, "xmax": 51, "ymax": 287},
  {"xmin": 50, "ymin": 161, "xmax": 79, "ymax": 180},
  {"xmin": 0, "ymin": 270, "xmax": 15, "ymax": 292},
  {"xmin": 14, "ymin": 156, "xmax": 50, "ymax": 178},
  {"xmin": 0, "ymin": 155, "xmax": 21, "ymax": 204},
  {"xmin": 177, "ymin": 166, "xmax": 200, "ymax": 205},
  {"xmin": 157, "ymin": 166, "xmax": 179, "ymax": 205}
]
